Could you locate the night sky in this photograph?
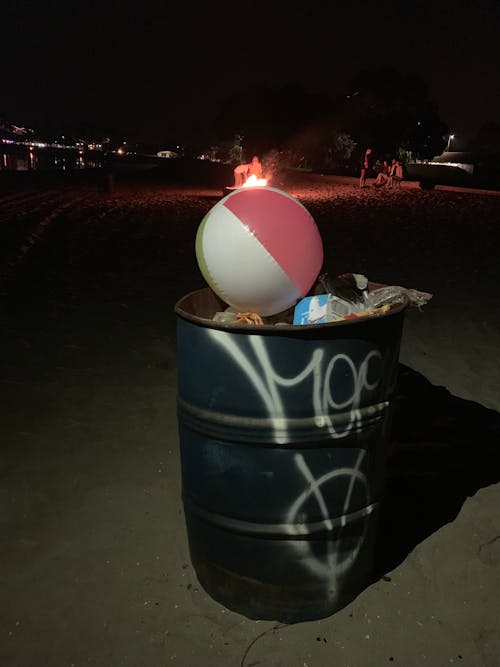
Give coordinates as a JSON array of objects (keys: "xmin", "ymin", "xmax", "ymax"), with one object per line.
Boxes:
[{"xmin": 3, "ymin": 0, "xmax": 499, "ymax": 148}]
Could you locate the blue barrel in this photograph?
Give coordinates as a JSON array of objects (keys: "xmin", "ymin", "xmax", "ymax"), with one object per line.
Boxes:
[{"xmin": 175, "ymin": 287, "xmax": 408, "ymax": 622}]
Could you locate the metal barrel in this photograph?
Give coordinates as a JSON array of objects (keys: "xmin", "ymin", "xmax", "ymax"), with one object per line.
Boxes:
[{"xmin": 175, "ymin": 287, "xmax": 408, "ymax": 622}]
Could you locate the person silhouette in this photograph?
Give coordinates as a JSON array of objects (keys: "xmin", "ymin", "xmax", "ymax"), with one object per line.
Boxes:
[
  {"xmin": 234, "ymin": 155, "xmax": 264, "ymax": 187},
  {"xmin": 234, "ymin": 162, "xmax": 250, "ymax": 187},
  {"xmin": 247, "ymin": 155, "xmax": 263, "ymax": 179},
  {"xmin": 359, "ymin": 147, "xmax": 373, "ymax": 188}
]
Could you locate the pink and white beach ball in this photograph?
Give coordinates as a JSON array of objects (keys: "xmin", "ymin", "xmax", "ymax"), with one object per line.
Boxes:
[{"xmin": 195, "ymin": 186, "xmax": 324, "ymax": 316}]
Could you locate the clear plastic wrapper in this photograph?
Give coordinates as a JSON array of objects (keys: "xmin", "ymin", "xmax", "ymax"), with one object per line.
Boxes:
[
  {"xmin": 213, "ymin": 308, "xmax": 265, "ymax": 325},
  {"xmin": 364, "ymin": 286, "xmax": 433, "ymax": 310},
  {"xmin": 404, "ymin": 288, "xmax": 434, "ymax": 308},
  {"xmin": 213, "ymin": 310, "xmax": 239, "ymax": 324}
]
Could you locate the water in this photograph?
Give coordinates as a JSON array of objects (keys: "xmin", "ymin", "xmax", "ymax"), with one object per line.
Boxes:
[{"xmin": 0, "ymin": 142, "xmax": 103, "ymax": 172}]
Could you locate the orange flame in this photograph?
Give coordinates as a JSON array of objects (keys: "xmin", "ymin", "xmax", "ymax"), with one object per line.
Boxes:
[{"xmin": 242, "ymin": 174, "xmax": 267, "ymax": 188}]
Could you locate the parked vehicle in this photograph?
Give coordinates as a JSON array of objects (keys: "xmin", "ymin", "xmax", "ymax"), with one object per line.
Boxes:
[{"xmin": 405, "ymin": 151, "xmax": 500, "ymax": 191}]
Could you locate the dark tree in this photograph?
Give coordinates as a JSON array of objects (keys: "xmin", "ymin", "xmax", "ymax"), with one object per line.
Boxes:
[
  {"xmin": 214, "ymin": 83, "xmax": 333, "ymax": 160},
  {"xmin": 470, "ymin": 122, "xmax": 500, "ymax": 154},
  {"xmin": 332, "ymin": 68, "xmax": 448, "ymax": 160},
  {"xmin": 214, "ymin": 70, "xmax": 447, "ymax": 169}
]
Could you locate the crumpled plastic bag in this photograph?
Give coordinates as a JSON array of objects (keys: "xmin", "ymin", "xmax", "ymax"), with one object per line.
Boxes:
[
  {"xmin": 317, "ymin": 272, "xmax": 432, "ymax": 311},
  {"xmin": 364, "ymin": 286, "xmax": 433, "ymax": 310},
  {"xmin": 317, "ymin": 272, "xmax": 368, "ymax": 304}
]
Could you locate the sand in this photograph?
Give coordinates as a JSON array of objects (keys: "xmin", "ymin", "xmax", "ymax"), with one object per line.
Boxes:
[{"xmin": 1, "ymin": 167, "xmax": 499, "ymax": 666}]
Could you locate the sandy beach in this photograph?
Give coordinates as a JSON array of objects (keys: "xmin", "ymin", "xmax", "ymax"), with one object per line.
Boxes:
[{"xmin": 1, "ymin": 165, "xmax": 499, "ymax": 666}]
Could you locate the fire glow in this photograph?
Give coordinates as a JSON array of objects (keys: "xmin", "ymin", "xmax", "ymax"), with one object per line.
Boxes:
[{"xmin": 242, "ymin": 174, "xmax": 267, "ymax": 188}]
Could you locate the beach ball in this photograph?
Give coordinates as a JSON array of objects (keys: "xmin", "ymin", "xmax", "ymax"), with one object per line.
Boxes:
[{"xmin": 195, "ymin": 185, "xmax": 324, "ymax": 316}]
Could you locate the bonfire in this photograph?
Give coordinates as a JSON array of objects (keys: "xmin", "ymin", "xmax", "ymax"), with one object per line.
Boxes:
[{"xmin": 242, "ymin": 174, "xmax": 267, "ymax": 188}]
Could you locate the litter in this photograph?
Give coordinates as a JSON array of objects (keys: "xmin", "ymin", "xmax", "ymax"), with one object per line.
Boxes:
[{"xmin": 210, "ymin": 272, "xmax": 432, "ymax": 327}]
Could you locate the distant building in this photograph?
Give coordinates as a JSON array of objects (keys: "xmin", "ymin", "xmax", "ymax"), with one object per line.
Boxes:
[{"xmin": 157, "ymin": 149, "xmax": 179, "ymax": 159}]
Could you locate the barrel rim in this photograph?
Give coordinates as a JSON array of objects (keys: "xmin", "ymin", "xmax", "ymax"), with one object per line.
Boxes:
[{"xmin": 174, "ymin": 286, "xmax": 409, "ymax": 332}]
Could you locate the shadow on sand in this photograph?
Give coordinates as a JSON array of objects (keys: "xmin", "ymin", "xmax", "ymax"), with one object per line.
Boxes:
[{"xmin": 374, "ymin": 363, "xmax": 500, "ymax": 577}]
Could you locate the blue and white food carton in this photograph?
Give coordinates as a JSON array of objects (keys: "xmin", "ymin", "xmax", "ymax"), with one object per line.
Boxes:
[
  {"xmin": 293, "ymin": 293, "xmax": 361, "ymax": 325},
  {"xmin": 293, "ymin": 294, "xmax": 329, "ymax": 325}
]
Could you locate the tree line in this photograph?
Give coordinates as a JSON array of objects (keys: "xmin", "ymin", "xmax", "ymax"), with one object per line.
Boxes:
[{"xmin": 213, "ymin": 68, "xmax": 449, "ymax": 170}]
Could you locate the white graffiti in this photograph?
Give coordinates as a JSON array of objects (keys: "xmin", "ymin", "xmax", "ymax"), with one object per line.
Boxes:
[
  {"xmin": 206, "ymin": 328, "xmax": 387, "ymax": 600},
  {"xmin": 207, "ymin": 329, "xmax": 384, "ymax": 444},
  {"xmin": 287, "ymin": 450, "xmax": 372, "ymax": 588}
]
